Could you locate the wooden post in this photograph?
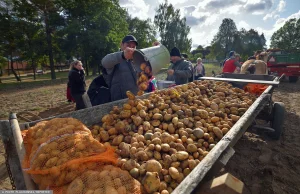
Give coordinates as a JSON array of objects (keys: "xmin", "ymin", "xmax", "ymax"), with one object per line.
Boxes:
[
  {"xmin": 195, "ymin": 173, "xmax": 244, "ymax": 194},
  {"xmin": 9, "ymin": 113, "xmax": 37, "ymax": 190}
]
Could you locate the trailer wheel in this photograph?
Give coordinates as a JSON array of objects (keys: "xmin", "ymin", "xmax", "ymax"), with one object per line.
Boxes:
[
  {"xmin": 289, "ymin": 76, "xmax": 298, "ymax": 83},
  {"xmin": 269, "ymin": 102, "xmax": 285, "ymax": 140}
]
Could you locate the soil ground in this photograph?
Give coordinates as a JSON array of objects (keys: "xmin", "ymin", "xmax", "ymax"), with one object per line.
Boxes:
[{"xmin": 0, "ymin": 75, "xmax": 299, "ymax": 193}]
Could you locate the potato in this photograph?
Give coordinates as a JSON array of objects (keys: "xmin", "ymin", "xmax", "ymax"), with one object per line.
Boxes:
[
  {"xmin": 153, "ymin": 113, "xmax": 163, "ymax": 120},
  {"xmin": 183, "ymin": 168, "xmax": 191, "ymax": 177},
  {"xmin": 100, "ymin": 131, "xmax": 110, "ymax": 142},
  {"xmin": 211, "ymin": 116, "xmax": 220, "ymax": 123},
  {"xmin": 213, "ymin": 127, "xmax": 223, "ymax": 139},
  {"xmin": 222, "ymin": 128, "xmax": 229, "ymax": 134},
  {"xmin": 186, "ymin": 144, "xmax": 198, "ymax": 153},
  {"xmin": 144, "ymin": 133, "xmax": 153, "ymax": 141},
  {"xmin": 105, "ymin": 186, "xmax": 118, "ymax": 194},
  {"xmin": 154, "ymin": 151, "xmax": 162, "ymax": 160},
  {"xmin": 136, "ymin": 151, "xmax": 148, "ymax": 161},
  {"xmin": 172, "ymin": 117, "xmax": 179, "ymax": 125},
  {"xmin": 174, "ymin": 143, "xmax": 186, "ymax": 151},
  {"xmin": 112, "ymin": 134, "xmax": 124, "ymax": 146},
  {"xmin": 151, "ymin": 137, "xmax": 162, "ymax": 145},
  {"xmin": 145, "ymin": 159, "xmax": 162, "ymax": 173},
  {"xmin": 161, "ymin": 133, "xmax": 174, "ymax": 144},
  {"xmin": 142, "ymin": 172, "xmax": 160, "ymax": 193},
  {"xmin": 164, "ymin": 114, "xmax": 172, "ymax": 122},
  {"xmin": 164, "ymin": 175, "xmax": 171, "ymax": 183},
  {"xmin": 231, "ymin": 115, "xmax": 240, "ymax": 122},
  {"xmin": 168, "ymin": 124, "xmax": 175, "ymax": 134},
  {"xmin": 161, "ymin": 144, "xmax": 170, "ymax": 152},
  {"xmin": 130, "ymin": 168, "xmax": 139, "ymax": 179},
  {"xmin": 175, "ymin": 151, "xmax": 189, "ymax": 161},
  {"xmin": 151, "ymin": 120, "xmax": 161, "ymax": 127},
  {"xmin": 126, "ymin": 91, "xmax": 135, "ymax": 100},
  {"xmin": 192, "ymin": 128, "xmax": 203, "ymax": 139},
  {"xmin": 116, "ymin": 186, "xmax": 127, "ymax": 194},
  {"xmin": 169, "ymin": 167, "xmax": 180, "ymax": 180},
  {"xmin": 131, "ymin": 115, "xmax": 143, "ymax": 126},
  {"xmin": 188, "ymin": 159, "xmax": 197, "ymax": 170},
  {"xmin": 123, "ymin": 159, "xmax": 137, "ymax": 171},
  {"xmin": 119, "ymin": 143, "xmax": 130, "ymax": 158},
  {"xmin": 67, "ymin": 177, "xmax": 84, "ymax": 194}
]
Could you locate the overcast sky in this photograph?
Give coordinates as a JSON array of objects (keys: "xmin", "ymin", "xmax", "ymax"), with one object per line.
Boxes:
[{"xmin": 119, "ymin": 0, "xmax": 300, "ymax": 50}]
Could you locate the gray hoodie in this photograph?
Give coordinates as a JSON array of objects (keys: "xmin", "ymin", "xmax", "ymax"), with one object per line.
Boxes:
[
  {"xmin": 166, "ymin": 59, "xmax": 192, "ymax": 85},
  {"xmin": 101, "ymin": 51, "xmax": 138, "ymax": 101}
]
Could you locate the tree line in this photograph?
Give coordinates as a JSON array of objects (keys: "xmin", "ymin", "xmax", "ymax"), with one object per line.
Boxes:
[
  {"xmin": 0, "ymin": 0, "xmax": 192, "ymax": 81},
  {"xmin": 0, "ymin": 0, "xmax": 298, "ymax": 82}
]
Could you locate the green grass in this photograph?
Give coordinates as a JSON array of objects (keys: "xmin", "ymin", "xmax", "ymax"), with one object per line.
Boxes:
[{"xmin": 203, "ymin": 63, "xmax": 222, "ymax": 76}]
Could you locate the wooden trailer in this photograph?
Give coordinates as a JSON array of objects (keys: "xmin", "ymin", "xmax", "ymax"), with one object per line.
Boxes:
[{"xmin": 0, "ymin": 74, "xmax": 285, "ymax": 193}]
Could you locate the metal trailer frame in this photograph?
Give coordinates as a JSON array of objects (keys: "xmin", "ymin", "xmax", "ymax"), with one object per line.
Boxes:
[{"xmin": 0, "ymin": 75, "xmax": 283, "ymax": 193}]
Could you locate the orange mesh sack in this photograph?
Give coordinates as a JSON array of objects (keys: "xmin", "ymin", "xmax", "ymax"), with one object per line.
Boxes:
[
  {"xmin": 61, "ymin": 165, "xmax": 142, "ymax": 194},
  {"xmin": 244, "ymin": 83, "xmax": 268, "ymax": 96},
  {"xmin": 23, "ymin": 133, "xmax": 118, "ymax": 189},
  {"xmin": 22, "ymin": 118, "xmax": 91, "ymax": 168}
]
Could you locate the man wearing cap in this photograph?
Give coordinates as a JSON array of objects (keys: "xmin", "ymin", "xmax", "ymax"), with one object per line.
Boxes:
[
  {"xmin": 181, "ymin": 53, "xmax": 194, "ymax": 82},
  {"xmin": 166, "ymin": 47, "xmax": 192, "ymax": 85},
  {"xmin": 220, "ymin": 51, "xmax": 235, "ymax": 67},
  {"xmin": 101, "ymin": 35, "xmax": 139, "ymax": 101},
  {"xmin": 222, "ymin": 53, "xmax": 242, "ymax": 73}
]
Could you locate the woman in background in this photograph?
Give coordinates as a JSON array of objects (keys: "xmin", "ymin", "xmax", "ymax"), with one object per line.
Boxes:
[
  {"xmin": 68, "ymin": 60, "xmax": 87, "ymax": 110},
  {"xmin": 194, "ymin": 58, "xmax": 205, "ymax": 80}
]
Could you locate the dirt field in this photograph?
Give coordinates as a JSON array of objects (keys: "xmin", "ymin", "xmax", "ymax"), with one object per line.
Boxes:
[{"xmin": 0, "ymin": 78, "xmax": 299, "ymax": 193}]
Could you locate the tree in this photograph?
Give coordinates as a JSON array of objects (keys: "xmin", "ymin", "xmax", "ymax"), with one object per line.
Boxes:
[
  {"xmin": 211, "ymin": 18, "xmax": 238, "ymax": 59},
  {"xmin": 154, "ymin": 0, "xmax": 192, "ymax": 53},
  {"xmin": 61, "ymin": 0, "xmax": 128, "ymax": 75},
  {"xmin": 127, "ymin": 16, "xmax": 156, "ymax": 49},
  {"xmin": 0, "ymin": 0, "xmax": 22, "ymax": 81},
  {"xmin": 271, "ymin": 18, "xmax": 300, "ymax": 51},
  {"xmin": 16, "ymin": 0, "xmax": 66, "ymax": 80},
  {"xmin": 13, "ymin": 0, "xmax": 47, "ymax": 80}
]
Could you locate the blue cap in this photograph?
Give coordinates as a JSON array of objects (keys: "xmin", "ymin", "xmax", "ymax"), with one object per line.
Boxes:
[
  {"xmin": 122, "ymin": 35, "xmax": 138, "ymax": 46},
  {"xmin": 229, "ymin": 51, "xmax": 235, "ymax": 57}
]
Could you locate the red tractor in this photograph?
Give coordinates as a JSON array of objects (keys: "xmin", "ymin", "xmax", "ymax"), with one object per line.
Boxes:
[{"xmin": 266, "ymin": 49, "xmax": 300, "ymax": 82}]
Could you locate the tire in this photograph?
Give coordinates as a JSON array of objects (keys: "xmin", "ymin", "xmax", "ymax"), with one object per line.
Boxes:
[
  {"xmin": 289, "ymin": 76, "xmax": 298, "ymax": 83},
  {"xmin": 270, "ymin": 102, "xmax": 285, "ymax": 140}
]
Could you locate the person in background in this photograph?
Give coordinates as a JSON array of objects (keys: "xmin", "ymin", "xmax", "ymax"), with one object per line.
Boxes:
[
  {"xmin": 145, "ymin": 74, "xmax": 157, "ymax": 93},
  {"xmin": 66, "ymin": 81, "xmax": 75, "ymax": 103},
  {"xmin": 247, "ymin": 50, "xmax": 262, "ymax": 60},
  {"xmin": 68, "ymin": 60, "xmax": 87, "ymax": 110},
  {"xmin": 166, "ymin": 47, "xmax": 192, "ymax": 85},
  {"xmin": 101, "ymin": 35, "xmax": 138, "ymax": 101},
  {"xmin": 222, "ymin": 53, "xmax": 242, "ymax": 73},
  {"xmin": 221, "ymin": 51, "xmax": 235, "ymax": 67},
  {"xmin": 181, "ymin": 53, "xmax": 194, "ymax": 82},
  {"xmin": 194, "ymin": 57, "xmax": 205, "ymax": 80}
]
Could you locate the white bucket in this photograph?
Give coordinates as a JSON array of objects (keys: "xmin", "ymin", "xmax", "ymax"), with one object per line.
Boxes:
[
  {"xmin": 132, "ymin": 44, "xmax": 170, "ymax": 75},
  {"xmin": 157, "ymin": 80, "xmax": 175, "ymax": 90}
]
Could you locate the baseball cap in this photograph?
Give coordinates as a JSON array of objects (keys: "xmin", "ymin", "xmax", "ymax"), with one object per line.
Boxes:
[{"xmin": 122, "ymin": 35, "xmax": 138, "ymax": 46}]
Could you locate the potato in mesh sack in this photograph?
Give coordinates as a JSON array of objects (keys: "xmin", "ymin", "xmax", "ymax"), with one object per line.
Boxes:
[
  {"xmin": 24, "ymin": 133, "xmax": 118, "ymax": 189},
  {"xmin": 23, "ymin": 118, "xmax": 91, "ymax": 168},
  {"xmin": 65, "ymin": 165, "xmax": 142, "ymax": 194}
]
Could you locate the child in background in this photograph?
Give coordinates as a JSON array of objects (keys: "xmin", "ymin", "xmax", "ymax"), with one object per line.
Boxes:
[{"xmin": 145, "ymin": 75, "xmax": 157, "ymax": 92}]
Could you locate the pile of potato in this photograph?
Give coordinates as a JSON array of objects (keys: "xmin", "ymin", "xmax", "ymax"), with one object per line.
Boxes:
[
  {"xmin": 91, "ymin": 80, "xmax": 257, "ymax": 194},
  {"xmin": 137, "ymin": 62, "xmax": 152, "ymax": 96}
]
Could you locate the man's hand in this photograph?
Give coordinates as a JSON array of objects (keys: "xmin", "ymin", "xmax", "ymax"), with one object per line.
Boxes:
[
  {"xmin": 167, "ymin": 69, "xmax": 174, "ymax": 75},
  {"xmin": 124, "ymin": 47, "xmax": 135, "ymax": 60},
  {"xmin": 152, "ymin": 41, "xmax": 160, "ymax": 46}
]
